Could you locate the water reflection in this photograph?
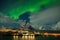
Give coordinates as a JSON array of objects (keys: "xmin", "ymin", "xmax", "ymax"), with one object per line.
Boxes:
[
  {"xmin": 0, "ymin": 35, "xmax": 60, "ymax": 40},
  {"xmin": 0, "ymin": 34, "xmax": 60, "ymax": 40},
  {"xmin": 13, "ymin": 35, "xmax": 35, "ymax": 40}
]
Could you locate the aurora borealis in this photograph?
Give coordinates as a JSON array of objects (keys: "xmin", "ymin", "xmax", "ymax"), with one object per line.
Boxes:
[{"xmin": 0, "ymin": 0, "xmax": 60, "ymax": 19}]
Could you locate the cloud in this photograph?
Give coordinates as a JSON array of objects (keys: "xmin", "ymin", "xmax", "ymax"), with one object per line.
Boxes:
[
  {"xmin": 30, "ymin": 5, "xmax": 60, "ymax": 30},
  {"xmin": 0, "ymin": 13, "xmax": 23, "ymax": 29}
]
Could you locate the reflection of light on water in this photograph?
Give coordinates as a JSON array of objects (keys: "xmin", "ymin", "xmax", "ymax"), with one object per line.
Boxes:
[
  {"xmin": 25, "ymin": 36, "xmax": 28, "ymax": 39},
  {"xmin": 22, "ymin": 34, "xmax": 35, "ymax": 40},
  {"xmin": 13, "ymin": 36, "xmax": 18, "ymax": 40},
  {"xmin": 13, "ymin": 33, "xmax": 18, "ymax": 40},
  {"xmin": 16, "ymin": 36, "xmax": 18, "ymax": 40},
  {"xmin": 1, "ymin": 30, "xmax": 60, "ymax": 40},
  {"xmin": 12, "ymin": 32, "xmax": 60, "ymax": 40},
  {"xmin": 13, "ymin": 35, "xmax": 15, "ymax": 40},
  {"xmin": 12, "ymin": 33, "xmax": 60, "ymax": 40}
]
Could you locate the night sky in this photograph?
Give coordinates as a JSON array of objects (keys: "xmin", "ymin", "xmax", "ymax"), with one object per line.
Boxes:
[{"xmin": 0, "ymin": 0, "xmax": 59, "ymax": 19}]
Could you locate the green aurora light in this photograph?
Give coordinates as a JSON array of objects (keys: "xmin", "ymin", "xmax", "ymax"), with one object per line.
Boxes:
[{"xmin": 0, "ymin": 0, "xmax": 60, "ymax": 19}]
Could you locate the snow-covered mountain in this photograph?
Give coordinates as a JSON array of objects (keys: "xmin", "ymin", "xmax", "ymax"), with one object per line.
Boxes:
[{"xmin": 30, "ymin": 5, "xmax": 60, "ymax": 30}]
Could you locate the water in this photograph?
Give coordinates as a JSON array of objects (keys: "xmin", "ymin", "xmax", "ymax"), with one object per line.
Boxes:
[
  {"xmin": 0, "ymin": 35, "xmax": 60, "ymax": 40},
  {"xmin": 0, "ymin": 36, "xmax": 13, "ymax": 40},
  {"xmin": 35, "ymin": 35, "xmax": 60, "ymax": 40}
]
